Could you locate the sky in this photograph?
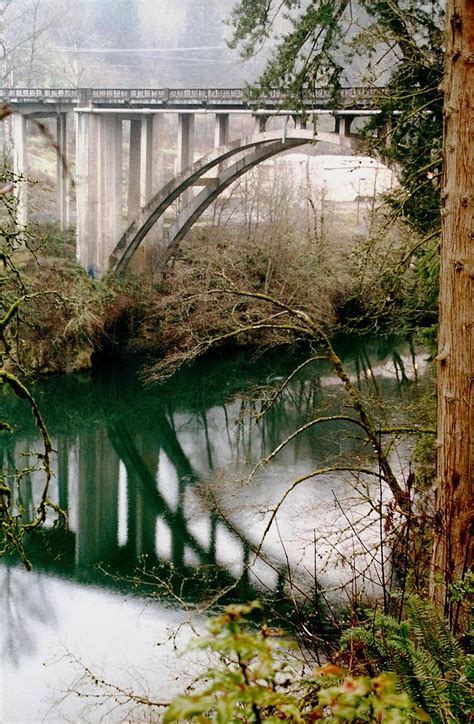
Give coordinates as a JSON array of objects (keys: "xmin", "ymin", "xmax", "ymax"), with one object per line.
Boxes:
[{"xmin": 4, "ymin": 0, "xmax": 269, "ymax": 88}]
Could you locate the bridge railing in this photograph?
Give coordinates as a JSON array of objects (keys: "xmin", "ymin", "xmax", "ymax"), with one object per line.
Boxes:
[{"xmin": 0, "ymin": 86, "xmax": 379, "ymax": 109}]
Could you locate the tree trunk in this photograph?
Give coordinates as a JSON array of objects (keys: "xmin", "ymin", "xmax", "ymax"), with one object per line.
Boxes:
[{"xmin": 430, "ymin": 0, "xmax": 473, "ymax": 624}]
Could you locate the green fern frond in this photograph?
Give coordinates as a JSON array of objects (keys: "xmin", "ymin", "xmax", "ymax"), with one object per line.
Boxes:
[
  {"xmin": 339, "ymin": 596, "xmax": 471, "ymax": 723},
  {"xmin": 410, "ymin": 647, "xmax": 452, "ymax": 723},
  {"xmin": 405, "ymin": 596, "xmax": 464, "ymax": 671}
]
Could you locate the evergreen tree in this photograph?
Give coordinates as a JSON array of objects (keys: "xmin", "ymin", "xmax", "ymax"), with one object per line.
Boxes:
[{"xmin": 229, "ymin": 0, "xmax": 473, "ymax": 624}]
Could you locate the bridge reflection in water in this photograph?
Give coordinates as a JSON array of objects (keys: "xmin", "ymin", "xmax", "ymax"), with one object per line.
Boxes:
[{"xmin": 2, "ymin": 339, "xmax": 431, "ymax": 604}]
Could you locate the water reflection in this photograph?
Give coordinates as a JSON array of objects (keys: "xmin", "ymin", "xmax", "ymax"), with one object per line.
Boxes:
[
  {"xmin": 1, "ymin": 339, "xmax": 432, "ymax": 660},
  {"xmin": 1, "ymin": 566, "xmax": 57, "ymax": 667}
]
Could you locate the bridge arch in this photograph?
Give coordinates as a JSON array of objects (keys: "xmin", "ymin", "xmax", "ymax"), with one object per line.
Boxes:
[{"xmin": 109, "ymin": 128, "xmax": 345, "ymax": 275}]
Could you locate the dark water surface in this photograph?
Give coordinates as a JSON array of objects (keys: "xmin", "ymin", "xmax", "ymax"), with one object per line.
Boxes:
[{"xmin": 1, "ymin": 338, "xmax": 432, "ymax": 721}]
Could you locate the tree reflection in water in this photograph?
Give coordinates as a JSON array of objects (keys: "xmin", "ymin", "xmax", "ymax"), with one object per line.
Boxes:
[
  {"xmin": 0, "ymin": 338, "xmax": 433, "ymax": 660},
  {"xmin": 1, "ymin": 566, "xmax": 57, "ymax": 667}
]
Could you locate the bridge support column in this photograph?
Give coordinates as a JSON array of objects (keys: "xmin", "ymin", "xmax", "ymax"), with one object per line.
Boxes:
[
  {"xmin": 128, "ymin": 115, "xmax": 158, "ymax": 273},
  {"xmin": 128, "ymin": 119, "xmax": 141, "ymax": 222},
  {"xmin": 214, "ymin": 113, "xmax": 229, "ymax": 147},
  {"xmin": 293, "ymin": 114, "xmax": 307, "ymax": 130},
  {"xmin": 254, "ymin": 114, "xmax": 268, "ymax": 133},
  {"xmin": 152, "ymin": 114, "xmax": 165, "ymax": 189},
  {"xmin": 76, "ymin": 112, "xmax": 96, "ymax": 271},
  {"xmin": 177, "ymin": 113, "xmax": 195, "ymax": 206},
  {"xmin": 56, "ymin": 112, "xmax": 70, "ymax": 231},
  {"xmin": 75, "ymin": 429, "xmax": 119, "ymax": 567},
  {"xmin": 76, "ymin": 112, "xmax": 123, "ymax": 276},
  {"xmin": 177, "ymin": 112, "xmax": 195, "ymax": 171},
  {"xmin": 335, "ymin": 114, "xmax": 354, "ymax": 137},
  {"xmin": 215, "ymin": 113, "xmax": 229, "ymax": 173},
  {"xmin": 140, "ymin": 115, "xmax": 153, "ymax": 207},
  {"xmin": 128, "ymin": 116, "xmax": 155, "ymax": 219},
  {"xmin": 12, "ymin": 112, "xmax": 28, "ymax": 229},
  {"xmin": 379, "ymin": 116, "xmax": 394, "ymax": 148}
]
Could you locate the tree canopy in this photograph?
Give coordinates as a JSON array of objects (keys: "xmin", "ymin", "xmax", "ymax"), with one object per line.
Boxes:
[{"xmin": 230, "ymin": 0, "xmax": 444, "ymax": 236}]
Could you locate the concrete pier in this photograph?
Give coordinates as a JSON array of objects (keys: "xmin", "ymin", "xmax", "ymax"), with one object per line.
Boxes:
[
  {"xmin": 214, "ymin": 113, "xmax": 229, "ymax": 148},
  {"xmin": 254, "ymin": 114, "xmax": 268, "ymax": 134},
  {"xmin": 215, "ymin": 113, "xmax": 229, "ymax": 173},
  {"xmin": 75, "ymin": 111, "xmax": 94, "ymax": 270},
  {"xmin": 129, "ymin": 116, "xmax": 155, "ymax": 218},
  {"xmin": 75, "ymin": 429, "xmax": 119, "ymax": 567},
  {"xmin": 128, "ymin": 119, "xmax": 141, "ymax": 222},
  {"xmin": 335, "ymin": 114, "xmax": 353, "ymax": 137},
  {"xmin": 127, "ymin": 115, "xmax": 157, "ymax": 271},
  {"xmin": 140, "ymin": 115, "xmax": 153, "ymax": 208},
  {"xmin": 12, "ymin": 113, "xmax": 28, "ymax": 229},
  {"xmin": 177, "ymin": 113, "xmax": 195, "ymax": 172},
  {"xmin": 56, "ymin": 113, "xmax": 69, "ymax": 230},
  {"xmin": 177, "ymin": 113, "xmax": 195, "ymax": 207},
  {"xmin": 76, "ymin": 113, "xmax": 122, "ymax": 276}
]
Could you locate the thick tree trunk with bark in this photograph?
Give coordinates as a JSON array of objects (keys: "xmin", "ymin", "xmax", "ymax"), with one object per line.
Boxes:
[{"xmin": 430, "ymin": 0, "xmax": 473, "ymax": 622}]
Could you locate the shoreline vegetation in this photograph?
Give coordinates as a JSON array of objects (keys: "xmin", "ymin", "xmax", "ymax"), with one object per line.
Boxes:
[{"xmin": 10, "ymin": 195, "xmax": 437, "ymax": 378}]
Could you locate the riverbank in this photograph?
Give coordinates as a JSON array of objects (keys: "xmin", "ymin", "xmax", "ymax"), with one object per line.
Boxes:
[{"xmin": 12, "ymin": 210, "xmax": 436, "ymax": 377}]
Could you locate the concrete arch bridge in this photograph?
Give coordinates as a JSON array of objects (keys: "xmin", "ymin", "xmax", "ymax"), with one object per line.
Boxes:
[
  {"xmin": 6, "ymin": 89, "xmax": 375, "ymax": 275},
  {"xmin": 110, "ymin": 126, "xmax": 346, "ymax": 276}
]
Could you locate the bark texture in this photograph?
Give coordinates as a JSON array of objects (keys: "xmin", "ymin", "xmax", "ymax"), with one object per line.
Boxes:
[{"xmin": 430, "ymin": 0, "xmax": 474, "ymax": 621}]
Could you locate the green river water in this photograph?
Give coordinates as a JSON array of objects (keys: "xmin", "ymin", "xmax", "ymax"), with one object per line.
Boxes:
[{"xmin": 1, "ymin": 337, "xmax": 433, "ymax": 722}]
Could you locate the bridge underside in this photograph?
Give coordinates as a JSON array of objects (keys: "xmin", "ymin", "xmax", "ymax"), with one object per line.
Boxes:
[
  {"xmin": 109, "ymin": 128, "xmax": 347, "ymax": 276},
  {"xmin": 8, "ymin": 99, "xmax": 368, "ymax": 273}
]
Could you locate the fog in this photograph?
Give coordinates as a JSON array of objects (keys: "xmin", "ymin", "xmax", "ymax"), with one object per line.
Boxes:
[
  {"xmin": 2, "ymin": 0, "xmax": 267, "ymax": 88},
  {"xmin": 1, "ymin": 0, "xmax": 393, "ymax": 89}
]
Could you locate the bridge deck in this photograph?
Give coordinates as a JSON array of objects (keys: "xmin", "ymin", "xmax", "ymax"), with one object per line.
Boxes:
[{"xmin": 1, "ymin": 86, "xmax": 378, "ymax": 112}]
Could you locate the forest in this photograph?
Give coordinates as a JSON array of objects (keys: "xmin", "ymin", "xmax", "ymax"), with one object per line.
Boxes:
[{"xmin": 0, "ymin": 1, "xmax": 472, "ymax": 722}]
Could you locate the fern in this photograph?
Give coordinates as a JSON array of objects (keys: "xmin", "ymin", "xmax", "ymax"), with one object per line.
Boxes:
[
  {"xmin": 410, "ymin": 647, "xmax": 451, "ymax": 723},
  {"xmin": 405, "ymin": 596, "xmax": 464, "ymax": 670},
  {"xmin": 341, "ymin": 595, "xmax": 472, "ymax": 723}
]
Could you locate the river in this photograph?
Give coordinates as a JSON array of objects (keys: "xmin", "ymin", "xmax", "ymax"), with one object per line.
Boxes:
[{"xmin": 1, "ymin": 337, "xmax": 433, "ymax": 722}]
